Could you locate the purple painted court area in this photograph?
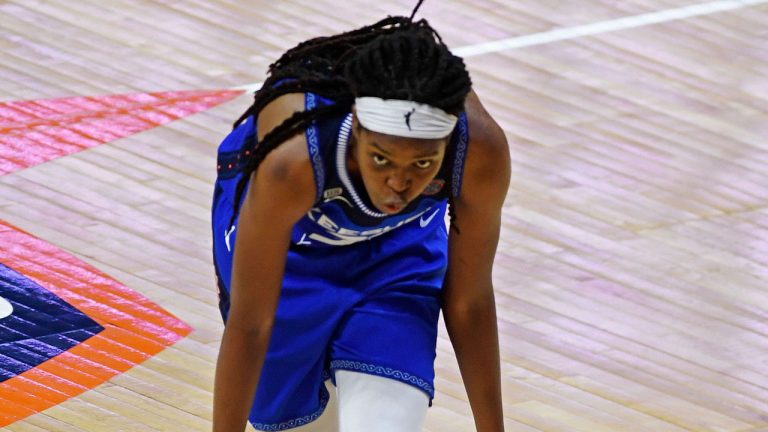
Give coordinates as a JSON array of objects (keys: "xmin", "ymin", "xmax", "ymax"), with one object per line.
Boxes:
[{"xmin": 0, "ymin": 263, "xmax": 104, "ymax": 382}]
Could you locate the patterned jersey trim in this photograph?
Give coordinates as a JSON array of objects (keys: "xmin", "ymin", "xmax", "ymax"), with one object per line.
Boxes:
[
  {"xmin": 335, "ymin": 114, "xmax": 388, "ymax": 218},
  {"xmin": 305, "ymin": 93, "xmax": 326, "ymax": 203},
  {"xmin": 250, "ymin": 384, "xmax": 331, "ymax": 431},
  {"xmin": 330, "ymin": 359, "xmax": 435, "ymax": 399},
  {"xmin": 451, "ymin": 112, "xmax": 469, "ymax": 198}
]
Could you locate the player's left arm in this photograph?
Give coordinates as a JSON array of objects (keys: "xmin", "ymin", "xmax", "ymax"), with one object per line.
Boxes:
[{"xmin": 443, "ymin": 90, "xmax": 510, "ymax": 432}]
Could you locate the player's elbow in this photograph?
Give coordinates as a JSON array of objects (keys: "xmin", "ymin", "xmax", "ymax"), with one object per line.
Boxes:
[
  {"xmin": 225, "ymin": 297, "xmax": 277, "ymax": 336},
  {"xmin": 443, "ymin": 285, "xmax": 497, "ymax": 323},
  {"xmin": 225, "ymin": 311, "xmax": 275, "ymax": 342}
]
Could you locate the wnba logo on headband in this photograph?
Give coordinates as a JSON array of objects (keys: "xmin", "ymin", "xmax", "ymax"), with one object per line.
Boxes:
[{"xmin": 355, "ymin": 97, "xmax": 458, "ymax": 139}]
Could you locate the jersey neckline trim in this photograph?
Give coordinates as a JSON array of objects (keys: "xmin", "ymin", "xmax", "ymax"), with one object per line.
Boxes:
[{"xmin": 336, "ymin": 114, "xmax": 388, "ymax": 218}]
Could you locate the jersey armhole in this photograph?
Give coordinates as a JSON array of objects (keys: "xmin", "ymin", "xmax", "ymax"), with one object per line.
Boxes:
[
  {"xmin": 304, "ymin": 93, "xmax": 326, "ymax": 203},
  {"xmin": 451, "ymin": 112, "xmax": 470, "ymax": 198}
]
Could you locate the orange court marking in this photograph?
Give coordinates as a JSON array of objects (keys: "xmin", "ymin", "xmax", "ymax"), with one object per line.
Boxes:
[
  {"xmin": 0, "ymin": 219, "xmax": 193, "ymax": 426},
  {"xmin": 0, "ymin": 221, "xmax": 192, "ymax": 427},
  {"xmin": 0, "ymin": 89, "xmax": 246, "ymax": 425}
]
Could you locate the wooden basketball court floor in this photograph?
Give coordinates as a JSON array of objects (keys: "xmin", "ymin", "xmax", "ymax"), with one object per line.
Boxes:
[{"xmin": 1, "ymin": 0, "xmax": 767, "ymax": 430}]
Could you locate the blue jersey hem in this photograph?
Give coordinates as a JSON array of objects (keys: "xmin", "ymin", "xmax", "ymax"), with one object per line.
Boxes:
[
  {"xmin": 250, "ymin": 384, "xmax": 331, "ymax": 431},
  {"xmin": 330, "ymin": 359, "xmax": 435, "ymax": 401}
]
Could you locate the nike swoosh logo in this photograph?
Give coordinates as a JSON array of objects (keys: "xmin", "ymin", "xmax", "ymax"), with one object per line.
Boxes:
[
  {"xmin": 0, "ymin": 296, "xmax": 13, "ymax": 320},
  {"xmin": 224, "ymin": 225, "xmax": 236, "ymax": 252},
  {"xmin": 420, "ymin": 208, "xmax": 441, "ymax": 228}
]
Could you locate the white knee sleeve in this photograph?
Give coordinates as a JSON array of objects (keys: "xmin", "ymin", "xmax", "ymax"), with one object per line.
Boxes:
[{"xmin": 335, "ymin": 370, "xmax": 429, "ymax": 432}]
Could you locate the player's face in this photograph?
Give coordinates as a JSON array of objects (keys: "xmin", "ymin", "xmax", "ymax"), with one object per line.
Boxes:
[{"xmin": 350, "ymin": 121, "xmax": 448, "ymax": 215}]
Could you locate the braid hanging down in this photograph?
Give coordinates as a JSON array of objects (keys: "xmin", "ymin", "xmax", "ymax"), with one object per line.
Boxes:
[{"xmin": 229, "ymin": 4, "xmax": 472, "ymax": 231}]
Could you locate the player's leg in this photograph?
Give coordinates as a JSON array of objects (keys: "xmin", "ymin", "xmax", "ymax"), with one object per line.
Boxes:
[{"xmin": 335, "ymin": 370, "xmax": 428, "ymax": 432}]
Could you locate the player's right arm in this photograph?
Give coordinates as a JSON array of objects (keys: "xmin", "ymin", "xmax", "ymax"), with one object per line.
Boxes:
[{"xmin": 213, "ymin": 94, "xmax": 314, "ymax": 432}]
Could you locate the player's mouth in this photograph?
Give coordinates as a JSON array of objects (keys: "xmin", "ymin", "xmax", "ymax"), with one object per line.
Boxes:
[{"xmin": 381, "ymin": 199, "xmax": 406, "ymax": 214}]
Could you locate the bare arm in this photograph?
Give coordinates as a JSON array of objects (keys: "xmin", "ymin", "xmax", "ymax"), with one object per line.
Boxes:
[
  {"xmin": 443, "ymin": 90, "xmax": 510, "ymax": 432},
  {"xmin": 213, "ymin": 94, "xmax": 314, "ymax": 432}
]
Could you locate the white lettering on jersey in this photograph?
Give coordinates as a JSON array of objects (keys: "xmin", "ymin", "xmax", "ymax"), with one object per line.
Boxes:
[
  {"xmin": 307, "ymin": 207, "xmax": 431, "ymax": 246},
  {"xmin": 316, "ymin": 214, "xmax": 340, "ymax": 232},
  {"xmin": 0, "ymin": 296, "xmax": 13, "ymax": 320}
]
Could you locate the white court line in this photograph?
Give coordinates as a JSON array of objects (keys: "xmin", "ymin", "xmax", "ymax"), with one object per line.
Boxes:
[
  {"xmin": 234, "ymin": 82, "xmax": 266, "ymax": 93},
  {"xmin": 234, "ymin": 0, "xmax": 766, "ymax": 92},
  {"xmin": 453, "ymin": 0, "xmax": 768, "ymax": 57}
]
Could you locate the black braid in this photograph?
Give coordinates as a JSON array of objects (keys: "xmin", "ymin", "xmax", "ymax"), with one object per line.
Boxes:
[
  {"xmin": 410, "ymin": 0, "xmax": 426, "ymax": 21},
  {"xmin": 228, "ymin": 13, "xmax": 471, "ymax": 232}
]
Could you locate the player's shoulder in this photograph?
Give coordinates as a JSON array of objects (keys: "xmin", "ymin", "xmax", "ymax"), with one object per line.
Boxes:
[
  {"xmin": 257, "ymin": 93, "xmax": 308, "ymax": 142},
  {"xmin": 462, "ymin": 89, "xmax": 509, "ymax": 181},
  {"xmin": 250, "ymin": 92, "xmax": 316, "ymax": 211},
  {"xmin": 463, "ymin": 89, "xmax": 508, "ymax": 158},
  {"xmin": 455, "ymin": 89, "xmax": 510, "ymax": 206}
]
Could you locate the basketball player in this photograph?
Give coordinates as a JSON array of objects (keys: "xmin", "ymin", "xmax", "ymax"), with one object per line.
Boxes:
[{"xmin": 211, "ymin": 10, "xmax": 509, "ymax": 432}]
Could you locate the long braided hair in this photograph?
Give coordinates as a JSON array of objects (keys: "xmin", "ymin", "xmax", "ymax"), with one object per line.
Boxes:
[{"xmin": 229, "ymin": 7, "xmax": 472, "ymax": 229}]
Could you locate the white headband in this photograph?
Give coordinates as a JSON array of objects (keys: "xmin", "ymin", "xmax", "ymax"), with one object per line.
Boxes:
[{"xmin": 354, "ymin": 97, "xmax": 458, "ymax": 139}]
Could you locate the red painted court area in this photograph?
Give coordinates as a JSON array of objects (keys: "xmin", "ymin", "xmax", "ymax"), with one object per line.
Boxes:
[{"xmin": 0, "ymin": 89, "xmax": 242, "ymax": 175}]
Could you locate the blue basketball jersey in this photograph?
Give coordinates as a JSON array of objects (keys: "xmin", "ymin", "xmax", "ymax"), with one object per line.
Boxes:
[
  {"xmin": 211, "ymin": 93, "xmax": 471, "ymax": 430},
  {"xmin": 214, "ymin": 92, "xmax": 469, "ymax": 249}
]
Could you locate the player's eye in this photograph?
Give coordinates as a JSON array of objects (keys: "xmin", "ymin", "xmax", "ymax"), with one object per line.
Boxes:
[
  {"xmin": 372, "ymin": 154, "xmax": 389, "ymax": 166},
  {"xmin": 414, "ymin": 160, "xmax": 432, "ymax": 169}
]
